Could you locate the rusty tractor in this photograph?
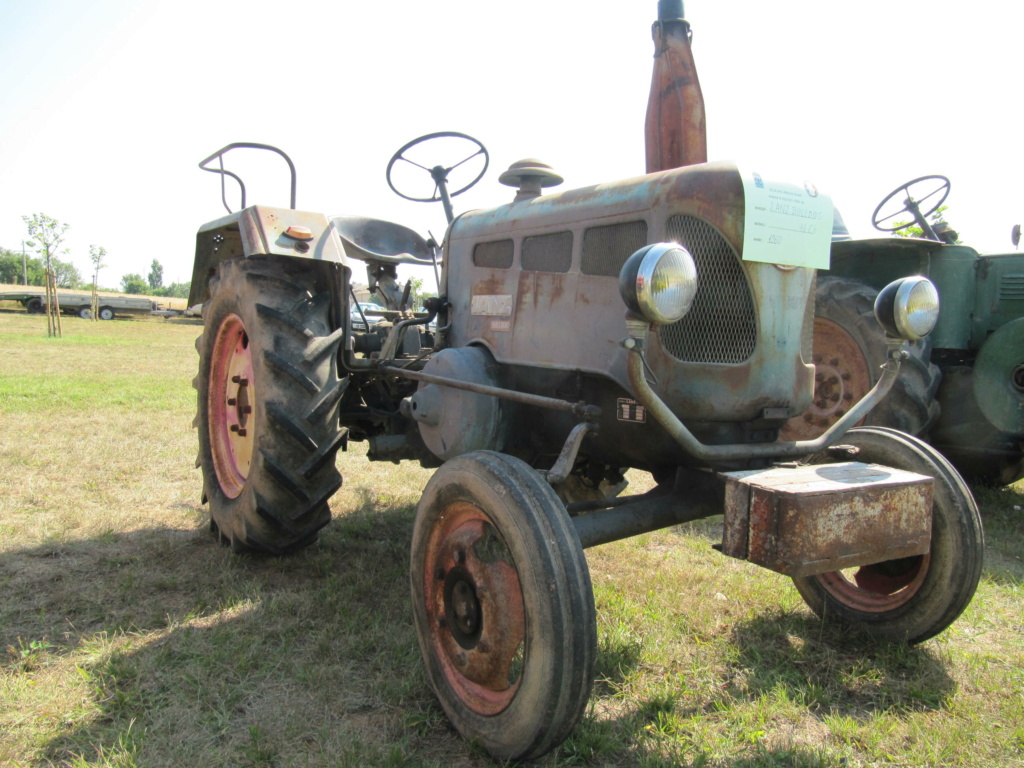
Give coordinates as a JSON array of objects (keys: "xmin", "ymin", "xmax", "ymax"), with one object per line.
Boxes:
[
  {"xmin": 782, "ymin": 174, "xmax": 1024, "ymax": 486},
  {"xmin": 188, "ymin": 3, "xmax": 983, "ymax": 760}
]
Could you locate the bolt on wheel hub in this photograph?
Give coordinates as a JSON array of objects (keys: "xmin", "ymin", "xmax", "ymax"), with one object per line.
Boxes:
[{"xmin": 209, "ymin": 314, "xmax": 255, "ymax": 498}]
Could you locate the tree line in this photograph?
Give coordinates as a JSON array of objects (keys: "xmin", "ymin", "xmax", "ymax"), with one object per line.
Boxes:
[{"xmin": 2, "ymin": 213, "xmax": 189, "ymax": 298}]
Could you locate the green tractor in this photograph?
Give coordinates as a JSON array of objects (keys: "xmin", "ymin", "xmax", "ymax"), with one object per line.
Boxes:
[{"xmin": 783, "ymin": 174, "xmax": 1024, "ymax": 485}]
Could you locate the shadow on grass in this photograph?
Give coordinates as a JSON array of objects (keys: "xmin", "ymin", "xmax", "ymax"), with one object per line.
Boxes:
[
  {"xmin": 556, "ymin": 611, "xmax": 957, "ymax": 767},
  {"xmin": 0, "ymin": 494, "xmax": 971, "ymax": 767},
  {"xmin": 1, "ymin": 499, "xmax": 484, "ymax": 767},
  {"xmin": 724, "ymin": 610, "xmax": 955, "ymax": 717},
  {"xmin": 592, "ymin": 633, "xmax": 644, "ymax": 696}
]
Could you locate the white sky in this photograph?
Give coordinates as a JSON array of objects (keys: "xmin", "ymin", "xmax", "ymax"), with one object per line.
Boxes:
[{"xmin": 1, "ymin": 0, "xmax": 1020, "ymax": 290}]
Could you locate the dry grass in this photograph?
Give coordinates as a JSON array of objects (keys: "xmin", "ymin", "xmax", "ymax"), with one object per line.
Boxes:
[{"xmin": 1, "ymin": 308, "xmax": 1023, "ymax": 767}]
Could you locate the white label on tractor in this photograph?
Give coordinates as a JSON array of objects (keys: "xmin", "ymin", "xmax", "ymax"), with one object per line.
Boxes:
[
  {"xmin": 471, "ymin": 294, "xmax": 513, "ymax": 316},
  {"xmin": 490, "ymin": 319, "xmax": 512, "ymax": 332},
  {"xmin": 738, "ymin": 165, "xmax": 833, "ymax": 270},
  {"xmin": 616, "ymin": 398, "xmax": 647, "ymax": 423}
]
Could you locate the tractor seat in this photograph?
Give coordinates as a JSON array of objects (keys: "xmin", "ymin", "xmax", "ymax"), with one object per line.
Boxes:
[{"xmin": 331, "ymin": 215, "xmax": 434, "ymax": 266}]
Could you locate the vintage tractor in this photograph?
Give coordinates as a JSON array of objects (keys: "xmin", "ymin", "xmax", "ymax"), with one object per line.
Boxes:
[
  {"xmin": 782, "ymin": 174, "xmax": 1024, "ymax": 485},
  {"xmin": 188, "ymin": 4, "xmax": 983, "ymax": 760}
]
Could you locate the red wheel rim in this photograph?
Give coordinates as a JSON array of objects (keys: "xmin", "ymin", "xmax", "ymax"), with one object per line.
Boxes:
[
  {"xmin": 422, "ymin": 501, "xmax": 526, "ymax": 716},
  {"xmin": 208, "ymin": 314, "xmax": 255, "ymax": 499},
  {"xmin": 815, "ymin": 553, "xmax": 929, "ymax": 612},
  {"xmin": 781, "ymin": 318, "xmax": 872, "ymax": 441}
]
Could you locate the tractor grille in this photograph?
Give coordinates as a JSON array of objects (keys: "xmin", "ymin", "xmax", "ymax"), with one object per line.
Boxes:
[
  {"xmin": 581, "ymin": 221, "xmax": 649, "ymax": 276},
  {"xmin": 659, "ymin": 216, "xmax": 757, "ymax": 364}
]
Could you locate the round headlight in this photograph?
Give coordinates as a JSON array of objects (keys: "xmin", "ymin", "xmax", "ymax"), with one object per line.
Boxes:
[
  {"xmin": 618, "ymin": 243, "xmax": 698, "ymax": 325},
  {"xmin": 874, "ymin": 276, "xmax": 939, "ymax": 340}
]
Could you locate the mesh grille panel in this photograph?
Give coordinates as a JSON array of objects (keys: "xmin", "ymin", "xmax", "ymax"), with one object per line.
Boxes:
[
  {"xmin": 522, "ymin": 231, "xmax": 572, "ymax": 273},
  {"xmin": 473, "ymin": 239, "xmax": 514, "ymax": 269},
  {"xmin": 659, "ymin": 216, "xmax": 757, "ymax": 363},
  {"xmin": 581, "ymin": 221, "xmax": 648, "ymax": 276}
]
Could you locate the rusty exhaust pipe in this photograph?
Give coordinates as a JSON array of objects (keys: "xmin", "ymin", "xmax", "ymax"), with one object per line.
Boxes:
[{"xmin": 645, "ymin": 0, "xmax": 707, "ymax": 172}]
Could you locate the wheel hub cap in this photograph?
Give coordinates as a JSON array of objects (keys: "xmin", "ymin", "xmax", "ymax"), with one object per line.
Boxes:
[{"xmin": 424, "ymin": 502, "xmax": 526, "ymax": 715}]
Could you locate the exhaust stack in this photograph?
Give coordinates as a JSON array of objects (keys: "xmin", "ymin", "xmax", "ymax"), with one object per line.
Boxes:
[{"xmin": 645, "ymin": 0, "xmax": 707, "ymax": 172}]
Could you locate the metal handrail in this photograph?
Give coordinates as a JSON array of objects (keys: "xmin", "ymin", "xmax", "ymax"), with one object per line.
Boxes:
[{"xmin": 198, "ymin": 142, "xmax": 297, "ymax": 214}]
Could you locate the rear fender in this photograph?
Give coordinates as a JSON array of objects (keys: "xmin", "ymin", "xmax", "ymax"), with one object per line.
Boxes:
[{"xmin": 189, "ymin": 205, "xmax": 351, "ymax": 306}]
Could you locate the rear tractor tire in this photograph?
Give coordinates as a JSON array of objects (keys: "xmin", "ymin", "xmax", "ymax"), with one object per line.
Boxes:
[
  {"xmin": 194, "ymin": 257, "xmax": 346, "ymax": 554},
  {"xmin": 792, "ymin": 427, "xmax": 983, "ymax": 644},
  {"xmin": 780, "ymin": 277, "xmax": 941, "ymax": 441}
]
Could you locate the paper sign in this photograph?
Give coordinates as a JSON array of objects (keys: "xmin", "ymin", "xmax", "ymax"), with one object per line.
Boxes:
[{"xmin": 740, "ymin": 166, "xmax": 833, "ymax": 270}]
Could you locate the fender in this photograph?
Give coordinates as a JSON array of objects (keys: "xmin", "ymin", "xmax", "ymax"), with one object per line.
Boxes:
[{"xmin": 189, "ymin": 205, "xmax": 351, "ymax": 306}]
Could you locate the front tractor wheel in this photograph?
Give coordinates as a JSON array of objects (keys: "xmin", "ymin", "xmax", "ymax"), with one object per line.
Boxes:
[
  {"xmin": 195, "ymin": 257, "xmax": 346, "ymax": 554},
  {"xmin": 411, "ymin": 451, "xmax": 596, "ymax": 761},
  {"xmin": 792, "ymin": 427, "xmax": 983, "ymax": 644}
]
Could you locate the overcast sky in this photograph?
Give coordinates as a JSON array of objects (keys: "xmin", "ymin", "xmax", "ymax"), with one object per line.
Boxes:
[{"xmin": 1, "ymin": 0, "xmax": 1020, "ymax": 290}]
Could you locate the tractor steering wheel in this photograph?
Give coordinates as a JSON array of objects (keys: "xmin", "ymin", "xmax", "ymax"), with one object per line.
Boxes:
[
  {"xmin": 871, "ymin": 175, "xmax": 951, "ymax": 233},
  {"xmin": 386, "ymin": 132, "xmax": 489, "ymax": 212}
]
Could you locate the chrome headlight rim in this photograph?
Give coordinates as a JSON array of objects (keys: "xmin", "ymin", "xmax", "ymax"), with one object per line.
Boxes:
[
  {"xmin": 874, "ymin": 276, "xmax": 939, "ymax": 341},
  {"xmin": 618, "ymin": 242, "xmax": 698, "ymax": 326}
]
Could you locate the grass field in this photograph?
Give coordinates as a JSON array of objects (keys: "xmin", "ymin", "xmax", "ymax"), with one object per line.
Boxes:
[{"xmin": 1, "ymin": 309, "xmax": 1022, "ymax": 768}]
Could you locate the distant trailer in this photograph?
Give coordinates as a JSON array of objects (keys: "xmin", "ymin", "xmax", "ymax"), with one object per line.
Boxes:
[{"xmin": 0, "ymin": 290, "xmax": 161, "ymax": 320}]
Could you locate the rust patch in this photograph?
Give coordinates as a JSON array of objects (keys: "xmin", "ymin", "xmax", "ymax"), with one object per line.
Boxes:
[
  {"xmin": 722, "ymin": 462, "xmax": 933, "ymax": 577},
  {"xmin": 472, "ymin": 274, "xmax": 510, "ymax": 297},
  {"xmin": 516, "ymin": 271, "xmax": 536, "ymax": 311},
  {"xmin": 535, "ymin": 273, "xmax": 566, "ymax": 306}
]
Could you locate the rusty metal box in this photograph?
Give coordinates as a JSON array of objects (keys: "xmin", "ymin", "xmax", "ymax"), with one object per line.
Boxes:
[{"xmin": 720, "ymin": 462, "xmax": 933, "ymax": 577}]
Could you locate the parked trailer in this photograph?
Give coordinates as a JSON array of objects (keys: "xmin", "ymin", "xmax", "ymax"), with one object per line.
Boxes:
[{"xmin": 1, "ymin": 290, "xmax": 162, "ymax": 319}]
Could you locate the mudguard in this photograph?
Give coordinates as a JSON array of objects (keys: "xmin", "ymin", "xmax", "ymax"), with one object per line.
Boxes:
[{"xmin": 189, "ymin": 205, "xmax": 350, "ymax": 306}]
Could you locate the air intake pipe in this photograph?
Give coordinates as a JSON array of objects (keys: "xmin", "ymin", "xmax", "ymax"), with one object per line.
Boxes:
[{"xmin": 645, "ymin": 0, "xmax": 707, "ymax": 172}]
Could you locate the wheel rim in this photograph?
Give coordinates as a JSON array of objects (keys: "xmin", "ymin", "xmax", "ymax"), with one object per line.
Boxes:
[
  {"xmin": 815, "ymin": 553, "xmax": 929, "ymax": 612},
  {"xmin": 208, "ymin": 313, "xmax": 255, "ymax": 499},
  {"xmin": 784, "ymin": 318, "xmax": 872, "ymax": 439},
  {"xmin": 423, "ymin": 501, "xmax": 526, "ymax": 716}
]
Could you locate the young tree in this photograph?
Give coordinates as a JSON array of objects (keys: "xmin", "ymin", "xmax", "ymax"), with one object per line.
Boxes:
[
  {"xmin": 90, "ymin": 245, "xmax": 107, "ymax": 321},
  {"xmin": 148, "ymin": 259, "xmax": 164, "ymax": 290},
  {"xmin": 23, "ymin": 213, "xmax": 70, "ymax": 337}
]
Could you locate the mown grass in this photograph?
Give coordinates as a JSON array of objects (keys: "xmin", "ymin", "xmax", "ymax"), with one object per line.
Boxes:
[{"xmin": 1, "ymin": 308, "xmax": 1022, "ymax": 767}]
